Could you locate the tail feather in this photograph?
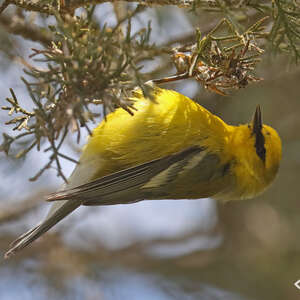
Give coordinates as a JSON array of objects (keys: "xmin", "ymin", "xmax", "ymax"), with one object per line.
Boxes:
[
  {"xmin": 4, "ymin": 200, "xmax": 81, "ymax": 259},
  {"xmin": 9, "ymin": 224, "xmax": 42, "ymax": 248}
]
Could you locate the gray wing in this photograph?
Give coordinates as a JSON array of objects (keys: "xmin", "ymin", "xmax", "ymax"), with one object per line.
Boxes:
[{"xmin": 46, "ymin": 146, "xmax": 204, "ymax": 205}]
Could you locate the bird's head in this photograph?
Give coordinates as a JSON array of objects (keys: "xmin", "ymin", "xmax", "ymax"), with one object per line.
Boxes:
[
  {"xmin": 249, "ymin": 105, "xmax": 282, "ymax": 180},
  {"xmin": 230, "ymin": 106, "xmax": 282, "ymax": 197}
]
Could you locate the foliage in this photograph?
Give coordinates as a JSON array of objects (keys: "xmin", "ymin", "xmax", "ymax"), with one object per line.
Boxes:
[
  {"xmin": 154, "ymin": 18, "xmax": 267, "ymax": 95},
  {"xmin": 270, "ymin": 0, "xmax": 300, "ymax": 62},
  {"xmin": 1, "ymin": 6, "xmax": 155, "ymax": 181}
]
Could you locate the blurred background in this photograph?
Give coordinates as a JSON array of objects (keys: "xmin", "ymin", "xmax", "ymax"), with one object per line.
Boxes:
[{"xmin": 0, "ymin": 2, "xmax": 300, "ymax": 300}]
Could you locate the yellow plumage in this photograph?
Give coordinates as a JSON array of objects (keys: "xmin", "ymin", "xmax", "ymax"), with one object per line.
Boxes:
[
  {"xmin": 82, "ymin": 88, "xmax": 230, "ymax": 178},
  {"xmin": 5, "ymin": 86, "xmax": 282, "ymax": 258},
  {"xmin": 80, "ymin": 87, "xmax": 281, "ymax": 199}
]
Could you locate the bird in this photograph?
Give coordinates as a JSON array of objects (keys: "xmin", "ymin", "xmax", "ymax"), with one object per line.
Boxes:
[{"xmin": 4, "ymin": 86, "xmax": 282, "ymax": 258}]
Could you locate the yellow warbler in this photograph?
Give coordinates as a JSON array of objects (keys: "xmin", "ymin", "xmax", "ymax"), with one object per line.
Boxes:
[{"xmin": 5, "ymin": 86, "xmax": 282, "ymax": 258}]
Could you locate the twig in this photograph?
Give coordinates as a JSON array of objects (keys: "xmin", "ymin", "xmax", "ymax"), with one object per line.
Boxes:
[
  {"xmin": 0, "ymin": 195, "xmax": 43, "ymax": 225},
  {"xmin": 3, "ymin": 0, "xmax": 195, "ymax": 15},
  {"xmin": 0, "ymin": 0, "xmax": 9, "ymax": 15},
  {"xmin": 0, "ymin": 14, "xmax": 53, "ymax": 46}
]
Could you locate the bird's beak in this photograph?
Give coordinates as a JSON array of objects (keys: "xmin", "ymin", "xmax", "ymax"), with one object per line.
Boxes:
[{"xmin": 252, "ymin": 105, "xmax": 262, "ymax": 135}]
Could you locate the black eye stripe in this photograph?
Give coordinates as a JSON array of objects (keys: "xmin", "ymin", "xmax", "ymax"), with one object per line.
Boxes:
[{"xmin": 255, "ymin": 130, "xmax": 266, "ymax": 162}]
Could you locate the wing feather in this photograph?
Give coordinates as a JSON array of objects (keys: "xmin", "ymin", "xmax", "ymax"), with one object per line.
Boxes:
[{"xmin": 46, "ymin": 146, "xmax": 204, "ymax": 203}]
